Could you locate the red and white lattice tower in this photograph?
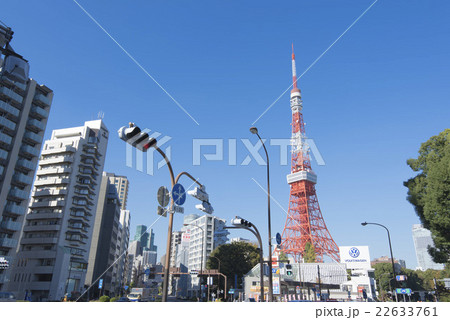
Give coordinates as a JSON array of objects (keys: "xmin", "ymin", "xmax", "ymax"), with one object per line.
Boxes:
[{"xmin": 280, "ymin": 46, "xmax": 340, "ymax": 263}]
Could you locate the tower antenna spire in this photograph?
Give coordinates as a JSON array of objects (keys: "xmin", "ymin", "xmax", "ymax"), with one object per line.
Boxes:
[{"xmin": 291, "ymin": 43, "xmax": 300, "ymax": 92}]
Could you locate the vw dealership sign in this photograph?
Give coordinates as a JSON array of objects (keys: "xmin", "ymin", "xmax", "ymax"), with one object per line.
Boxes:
[{"xmin": 339, "ymin": 246, "xmax": 371, "ymax": 270}]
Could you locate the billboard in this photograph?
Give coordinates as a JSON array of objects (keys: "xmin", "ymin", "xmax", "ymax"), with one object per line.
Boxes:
[{"xmin": 339, "ymin": 246, "xmax": 371, "ymax": 270}]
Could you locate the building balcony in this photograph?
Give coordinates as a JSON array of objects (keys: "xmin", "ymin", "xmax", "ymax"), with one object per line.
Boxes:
[
  {"xmin": 16, "ymin": 158, "xmax": 36, "ymax": 171},
  {"xmin": 33, "ymin": 93, "xmax": 51, "ymax": 107},
  {"xmin": 0, "ymin": 220, "xmax": 22, "ymax": 231},
  {"xmin": 12, "ymin": 172, "xmax": 34, "ymax": 185},
  {"xmin": 0, "ymin": 86, "xmax": 23, "ymax": 105},
  {"xmin": 0, "ymin": 101, "xmax": 20, "ymax": 117},
  {"xmin": 23, "ymin": 130, "xmax": 43, "ymax": 144},
  {"xmin": 26, "ymin": 212, "xmax": 61, "ymax": 220},
  {"xmin": 30, "ymin": 200, "xmax": 65, "ymax": 208},
  {"xmin": 27, "ymin": 118, "xmax": 46, "ymax": 132},
  {"xmin": 34, "ymin": 177, "xmax": 70, "ymax": 187},
  {"xmin": 20, "ymin": 237, "xmax": 58, "ymax": 245},
  {"xmin": 8, "ymin": 188, "xmax": 29, "ymax": 200},
  {"xmin": 30, "ymin": 105, "xmax": 49, "ymax": 119},
  {"xmin": 33, "ymin": 188, "xmax": 67, "ymax": 197},
  {"xmin": 4, "ymin": 204, "xmax": 26, "ymax": 216},
  {"xmin": 37, "ymin": 167, "xmax": 72, "ymax": 176},
  {"xmin": 20, "ymin": 144, "xmax": 40, "ymax": 158},
  {"xmin": 38, "ymin": 155, "xmax": 73, "ymax": 165},
  {"xmin": 0, "ymin": 148, "xmax": 7, "ymax": 160},
  {"xmin": 0, "ymin": 165, "xmax": 3, "ymax": 176},
  {"xmin": 0, "ymin": 116, "xmax": 16, "ymax": 131},
  {"xmin": 0, "ymin": 132, "xmax": 13, "ymax": 145},
  {"xmin": 41, "ymin": 145, "xmax": 76, "ymax": 155},
  {"xmin": 23, "ymin": 225, "xmax": 61, "ymax": 232},
  {"xmin": 0, "ymin": 237, "xmax": 18, "ymax": 248}
]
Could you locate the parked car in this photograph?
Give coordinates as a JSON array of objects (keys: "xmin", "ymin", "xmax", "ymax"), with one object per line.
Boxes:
[{"xmin": 0, "ymin": 292, "xmax": 16, "ymax": 302}]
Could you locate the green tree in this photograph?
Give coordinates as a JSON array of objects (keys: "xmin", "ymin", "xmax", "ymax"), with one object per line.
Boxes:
[
  {"xmin": 303, "ymin": 242, "xmax": 316, "ymax": 263},
  {"xmin": 278, "ymin": 251, "xmax": 290, "ymax": 263},
  {"xmin": 373, "ymin": 263, "xmax": 395, "ymax": 293},
  {"xmin": 206, "ymin": 242, "xmax": 260, "ymax": 291},
  {"xmin": 404, "ymin": 129, "xmax": 450, "ymax": 263}
]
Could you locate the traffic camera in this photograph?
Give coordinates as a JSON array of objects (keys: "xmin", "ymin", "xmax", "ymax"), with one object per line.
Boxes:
[{"xmin": 118, "ymin": 123, "xmax": 156, "ymax": 151}]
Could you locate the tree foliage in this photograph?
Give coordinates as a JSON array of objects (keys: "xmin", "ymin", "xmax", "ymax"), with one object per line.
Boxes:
[
  {"xmin": 404, "ymin": 129, "xmax": 450, "ymax": 263},
  {"xmin": 304, "ymin": 242, "xmax": 317, "ymax": 263},
  {"xmin": 206, "ymin": 242, "xmax": 260, "ymax": 290}
]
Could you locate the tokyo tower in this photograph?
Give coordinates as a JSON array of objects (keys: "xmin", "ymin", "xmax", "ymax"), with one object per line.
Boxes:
[{"xmin": 280, "ymin": 46, "xmax": 340, "ymax": 263}]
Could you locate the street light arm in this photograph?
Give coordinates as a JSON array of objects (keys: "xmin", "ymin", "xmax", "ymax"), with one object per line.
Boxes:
[
  {"xmin": 155, "ymin": 146, "xmax": 175, "ymax": 186},
  {"xmin": 175, "ymin": 171, "xmax": 203, "ymax": 188}
]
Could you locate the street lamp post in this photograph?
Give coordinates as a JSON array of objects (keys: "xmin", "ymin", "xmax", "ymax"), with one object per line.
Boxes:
[
  {"xmin": 250, "ymin": 126, "xmax": 273, "ymax": 302},
  {"xmin": 185, "ymin": 223, "xmax": 204, "ymax": 300},
  {"xmin": 361, "ymin": 221, "xmax": 398, "ymax": 301}
]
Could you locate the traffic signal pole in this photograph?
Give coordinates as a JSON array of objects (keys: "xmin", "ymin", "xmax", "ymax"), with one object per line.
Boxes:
[{"xmin": 225, "ymin": 224, "xmax": 265, "ymax": 301}]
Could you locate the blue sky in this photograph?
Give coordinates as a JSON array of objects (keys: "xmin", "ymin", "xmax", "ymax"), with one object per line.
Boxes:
[{"xmin": 3, "ymin": 0, "xmax": 450, "ymax": 269}]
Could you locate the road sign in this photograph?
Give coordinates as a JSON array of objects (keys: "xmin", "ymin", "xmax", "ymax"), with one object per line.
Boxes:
[
  {"xmin": 396, "ymin": 275, "xmax": 407, "ymax": 281},
  {"xmin": 145, "ymin": 268, "xmax": 150, "ymax": 276},
  {"xmin": 98, "ymin": 279, "xmax": 103, "ymax": 289},
  {"xmin": 157, "ymin": 186, "xmax": 170, "ymax": 207},
  {"xmin": 174, "ymin": 205, "xmax": 184, "ymax": 214},
  {"xmin": 172, "ymin": 184, "xmax": 186, "ymax": 205},
  {"xmin": 272, "ymin": 268, "xmax": 277, "ymax": 274},
  {"xmin": 157, "ymin": 205, "xmax": 168, "ymax": 217},
  {"xmin": 396, "ymin": 288, "xmax": 412, "ymax": 295},
  {"xmin": 276, "ymin": 233, "xmax": 282, "ymax": 245}
]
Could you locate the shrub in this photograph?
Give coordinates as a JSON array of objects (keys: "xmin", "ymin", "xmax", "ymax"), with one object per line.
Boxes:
[
  {"xmin": 99, "ymin": 295, "xmax": 110, "ymax": 302},
  {"xmin": 110, "ymin": 297, "xmax": 119, "ymax": 302}
]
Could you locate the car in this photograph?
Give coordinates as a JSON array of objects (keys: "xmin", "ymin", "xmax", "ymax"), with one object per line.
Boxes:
[
  {"xmin": 116, "ymin": 297, "xmax": 130, "ymax": 302},
  {"xmin": 0, "ymin": 292, "xmax": 16, "ymax": 302},
  {"xmin": 244, "ymin": 297, "xmax": 256, "ymax": 302}
]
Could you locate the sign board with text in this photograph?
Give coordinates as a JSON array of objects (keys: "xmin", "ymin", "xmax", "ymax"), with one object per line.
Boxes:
[{"xmin": 339, "ymin": 246, "xmax": 371, "ymax": 270}]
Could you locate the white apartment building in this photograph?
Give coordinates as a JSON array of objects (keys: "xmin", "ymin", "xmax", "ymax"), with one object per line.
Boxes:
[
  {"xmin": 7, "ymin": 120, "xmax": 108, "ymax": 301},
  {"xmin": 184, "ymin": 214, "xmax": 229, "ymax": 297},
  {"xmin": 0, "ymin": 32, "xmax": 53, "ymax": 290},
  {"xmin": 117, "ymin": 209, "xmax": 130, "ymax": 293}
]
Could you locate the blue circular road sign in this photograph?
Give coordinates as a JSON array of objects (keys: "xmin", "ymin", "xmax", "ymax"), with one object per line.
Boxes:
[
  {"xmin": 276, "ymin": 233, "xmax": 282, "ymax": 245},
  {"xmin": 172, "ymin": 183, "xmax": 186, "ymax": 205}
]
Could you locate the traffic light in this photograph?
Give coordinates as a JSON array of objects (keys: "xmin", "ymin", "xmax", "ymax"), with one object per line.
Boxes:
[
  {"xmin": 118, "ymin": 123, "xmax": 157, "ymax": 151},
  {"xmin": 187, "ymin": 186, "xmax": 209, "ymax": 202},
  {"xmin": 286, "ymin": 264, "xmax": 293, "ymax": 276},
  {"xmin": 231, "ymin": 216, "xmax": 253, "ymax": 228},
  {"xmin": 195, "ymin": 201, "xmax": 214, "ymax": 214}
]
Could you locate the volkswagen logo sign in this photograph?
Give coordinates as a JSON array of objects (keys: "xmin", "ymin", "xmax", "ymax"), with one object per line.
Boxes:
[{"xmin": 349, "ymin": 247, "xmax": 360, "ymax": 258}]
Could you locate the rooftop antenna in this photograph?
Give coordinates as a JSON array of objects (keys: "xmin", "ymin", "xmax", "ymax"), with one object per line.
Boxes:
[{"xmin": 97, "ymin": 110, "xmax": 105, "ymax": 120}]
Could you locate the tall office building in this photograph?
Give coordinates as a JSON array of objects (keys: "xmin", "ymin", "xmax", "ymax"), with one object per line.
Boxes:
[
  {"xmin": 85, "ymin": 173, "xmax": 122, "ymax": 298},
  {"xmin": 106, "ymin": 173, "xmax": 129, "ymax": 210},
  {"xmin": 117, "ymin": 209, "xmax": 130, "ymax": 293},
  {"xmin": 133, "ymin": 225, "xmax": 157, "ymax": 253},
  {"xmin": 412, "ymin": 224, "xmax": 444, "ymax": 271},
  {"xmin": 8, "ymin": 120, "xmax": 108, "ymax": 301},
  {"xmin": 0, "ymin": 25, "xmax": 53, "ymax": 290}
]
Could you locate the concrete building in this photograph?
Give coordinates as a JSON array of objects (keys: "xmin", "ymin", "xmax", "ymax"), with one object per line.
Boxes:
[
  {"xmin": 117, "ymin": 209, "xmax": 130, "ymax": 293},
  {"xmin": 7, "ymin": 120, "xmax": 108, "ymax": 301},
  {"xmin": 107, "ymin": 174, "xmax": 129, "ymax": 210},
  {"xmin": 184, "ymin": 214, "xmax": 229, "ymax": 298},
  {"xmin": 0, "ymin": 29, "xmax": 53, "ymax": 291},
  {"xmin": 371, "ymin": 256, "xmax": 407, "ymax": 273},
  {"xmin": 412, "ymin": 224, "xmax": 444, "ymax": 271},
  {"xmin": 230, "ymin": 237, "xmax": 251, "ymax": 244},
  {"xmin": 84, "ymin": 173, "xmax": 122, "ymax": 298}
]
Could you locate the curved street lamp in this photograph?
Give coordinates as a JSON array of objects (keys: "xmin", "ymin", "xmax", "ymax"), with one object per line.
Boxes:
[
  {"xmin": 250, "ymin": 126, "xmax": 273, "ymax": 302},
  {"xmin": 361, "ymin": 221, "xmax": 398, "ymax": 301}
]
